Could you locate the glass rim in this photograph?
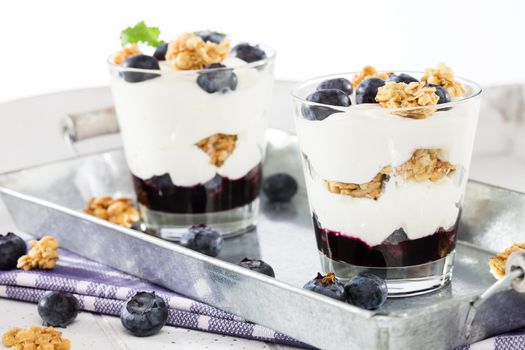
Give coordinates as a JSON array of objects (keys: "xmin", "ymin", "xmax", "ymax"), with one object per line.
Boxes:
[
  {"xmin": 290, "ymin": 70, "xmax": 482, "ymax": 113},
  {"xmin": 107, "ymin": 42, "xmax": 276, "ymax": 75}
]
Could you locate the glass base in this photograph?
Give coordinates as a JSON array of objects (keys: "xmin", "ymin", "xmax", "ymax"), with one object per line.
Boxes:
[
  {"xmin": 138, "ymin": 199, "xmax": 259, "ymax": 241},
  {"xmin": 319, "ymin": 250, "xmax": 455, "ymax": 297}
]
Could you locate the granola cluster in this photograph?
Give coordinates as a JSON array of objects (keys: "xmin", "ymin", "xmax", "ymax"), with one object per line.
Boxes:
[
  {"xmin": 112, "ymin": 44, "xmax": 141, "ymax": 65},
  {"xmin": 325, "ymin": 166, "xmax": 392, "ymax": 200},
  {"xmin": 421, "ymin": 63, "xmax": 465, "ymax": 97},
  {"xmin": 17, "ymin": 236, "xmax": 59, "ymax": 271},
  {"xmin": 196, "ymin": 133, "xmax": 238, "ymax": 167},
  {"xmin": 2, "ymin": 326, "xmax": 70, "ymax": 350},
  {"xmin": 351, "ymin": 66, "xmax": 391, "ymax": 89},
  {"xmin": 166, "ymin": 33, "xmax": 230, "ymax": 70},
  {"xmin": 489, "ymin": 243, "xmax": 525, "ymax": 279},
  {"xmin": 84, "ymin": 196, "xmax": 140, "ymax": 228},
  {"xmin": 397, "ymin": 149, "xmax": 456, "ymax": 182},
  {"xmin": 325, "ymin": 149, "xmax": 455, "ymax": 199},
  {"xmin": 375, "ymin": 82, "xmax": 440, "ymax": 119}
]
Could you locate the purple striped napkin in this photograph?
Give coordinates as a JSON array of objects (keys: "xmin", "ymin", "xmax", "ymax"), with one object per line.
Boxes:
[
  {"xmin": 0, "ymin": 247, "xmax": 308, "ymax": 348},
  {"xmin": 457, "ymin": 330, "xmax": 525, "ymax": 350}
]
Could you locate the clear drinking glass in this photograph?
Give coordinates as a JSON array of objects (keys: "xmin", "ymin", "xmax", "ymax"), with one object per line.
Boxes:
[
  {"xmin": 292, "ymin": 71, "xmax": 482, "ymax": 296},
  {"xmin": 108, "ymin": 46, "xmax": 275, "ymax": 238}
]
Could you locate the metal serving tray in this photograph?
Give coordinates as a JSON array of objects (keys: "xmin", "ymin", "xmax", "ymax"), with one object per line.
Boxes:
[{"xmin": 1, "ymin": 129, "xmax": 525, "ymax": 350}]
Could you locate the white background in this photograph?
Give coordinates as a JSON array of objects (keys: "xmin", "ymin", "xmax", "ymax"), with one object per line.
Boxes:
[{"xmin": 1, "ymin": 0, "xmax": 525, "ymax": 102}]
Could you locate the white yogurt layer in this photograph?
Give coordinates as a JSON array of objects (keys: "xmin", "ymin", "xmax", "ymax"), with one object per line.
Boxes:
[
  {"xmin": 110, "ymin": 60, "xmax": 274, "ymax": 187},
  {"xmin": 295, "ymin": 86, "xmax": 481, "ymax": 246}
]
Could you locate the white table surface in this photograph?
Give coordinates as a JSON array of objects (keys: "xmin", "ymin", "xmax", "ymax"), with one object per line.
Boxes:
[{"xmin": 0, "ymin": 82, "xmax": 524, "ymax": 349}]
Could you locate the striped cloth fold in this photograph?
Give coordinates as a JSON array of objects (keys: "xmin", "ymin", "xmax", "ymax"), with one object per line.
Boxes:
[{"xmin": 0, "ymin": 247, "xmax": 309, "ymax": 348}]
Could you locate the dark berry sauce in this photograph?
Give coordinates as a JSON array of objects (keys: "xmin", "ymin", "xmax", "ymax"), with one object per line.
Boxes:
[
  {"xmin": 132, "ymin": 164, "xmax": 262, "ymax": 214},
  {"xmin": 313, "ymin": 214, "xmax": 458, "ymax": 267}
]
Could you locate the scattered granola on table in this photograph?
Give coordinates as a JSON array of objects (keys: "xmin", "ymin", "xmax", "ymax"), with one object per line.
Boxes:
[
  {"xmin": 489, "ymin": 243, "xmax": 525, "ymax": 279},
  {"xmin": 17, "ymin": 236, "xmax": 59, "ymax": 271},
  {"xmin": 85, "ymin": 196, "xmax": 140, "ymax": 228},
  {"xmin": 2, "ymin": 326, "xmax": 70, "ymax": 350}
]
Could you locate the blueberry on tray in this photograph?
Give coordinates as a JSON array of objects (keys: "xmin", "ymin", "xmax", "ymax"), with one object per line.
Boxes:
[
  {"xmin": 345, "ymin": 273, "xmax": 388, "ymax": 310},
  {"xmin": 180, "ymin": 224, "xmax": 223, "ymax": 257},
  {"xmin": 303, "ymin": 272, "xmax": 345, "ymax": 301},
  {"xmin": 238, "ymin": 258, "xmax": 275, "ymax": 277},
  {"xmin": 262, "ymin": 173, "xmax": 298, "ymax": 203}
]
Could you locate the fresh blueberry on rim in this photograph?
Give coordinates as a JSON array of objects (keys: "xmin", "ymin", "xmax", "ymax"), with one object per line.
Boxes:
[
  {"xmin": 355, "ymin": 77, "xmax": 386, "ymax": 104},
  {"xmin": 122, "ymin": 54, "xmax": 160, "ymax": 83},
  {"xmin": 38, "ymin": 291, "xmax": 80, "ymax": 327},
  {"xmin": 238, "ymin": 258, "xmax": 275, "ymax": 277},
  {"xmin": 262, "ymin": 173, "xmax": 298, "ymax": 203},
  {"xmin": 120, "ymin": 291, "xmax": 168, "ymax": 337},
  {"xmin": 388, "ymin": 73, "xmax": 418, "ymax": 84},
  {"xmin": 344, "ymin": 272, "xmax": 388, "ymax": 310},
  {"xmin": 231, "ymin": 43, "xmax": 267, "ymax": 63},
  {"xmin": 316, "ymin": 78, "xmax": 353, "ymax": 96},
  {"xmin": 180, "ymin": 224, "xmax": 223, "ymax": 257},
  {"xmin": 153, "ymin": 43, "xmax": 168, "ymax": 61},
  {"xmin": 197, "ymin": 63, "xmax": 238, "ymax": 94},
  {"xmin": 0, "ymin": 232, "xmax": 26, "ymax": 270},
  {"xmin": 195, "ymin": 30, "xmax": 226, "ymax": 44},
  {"xmin": 303, "ymin": 272, "xmax": 345, "ymax": 301},
  {"xmin": 428, "ymin": 84, "xmax": 452, "ymax": 105},
  {"xmin": 302, "ymin": 89, "xmax": 351, "ymax": 120}
]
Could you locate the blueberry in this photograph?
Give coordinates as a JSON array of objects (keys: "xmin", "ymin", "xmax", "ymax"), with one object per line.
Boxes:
[
  {"xmin": 0, "ymin": 232, "xmax": 26, "ymax": 270},
  {"xmin": 195, "ymin": 30, "xmax": 225, "ymax": 44},
  {"xmin": 122, "ymin": 54, "xmax": 160, "ymax": 83},
  {"xmin": 197, "ymin": 63, "xmax": 238, "ymax": 94},
  {"xmin": 153, "ymin": 43, "xmax": 168, "ymax": 61},
  {"xmin": 180, "ymin": 224, "xmax": 223, "ymax": 257},
  {"xmin": 344, "ymin": 273, "xmax": 388, "ymax": 310},
  {"xmin": 38, "ymin": 291, "xmax": 80, "ymax": 327},
  {"xmin": 316, "ymin": 78, "xmax": 353, "ymax": 95},
  {"xmin": 238, "ymin": 258, "xmax": 275, "ymax": 277},
  {"xmin": 303, "ymin": 272, "xmax": 345, "ymax": 301},
  {"xmin": 120, "ymin": 292, "xmax": 168, "ymax": 337},
  {"xmin": 388, "ymin": 73, "xmax": 418, "ymax": 84},
  {"xmin": 231, "ymin": 43, "xmax": 267, "ymax": 63},
  {"xmin": 262, "ymin": 173, "xmax": 298, "ymax": 202},
  {"xmin": 356, "ymin": 78, "xmax": 386, "ymax": 104},
  {"xmin": 428, "ymin": 84, "xmax": 452, "ymax": 105},
  {"xmin": 302, "ymin": 89, "xmax": 351, "ymax": 120}
]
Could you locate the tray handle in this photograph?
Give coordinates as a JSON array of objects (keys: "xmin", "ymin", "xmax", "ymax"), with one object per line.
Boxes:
[
  {"xmin": 61, "ymin": 106, "xmax": 120, "ymax": 144},
  {"xmin": 464, "ymin": 251, "xmax": 525, "ymax": 338}
]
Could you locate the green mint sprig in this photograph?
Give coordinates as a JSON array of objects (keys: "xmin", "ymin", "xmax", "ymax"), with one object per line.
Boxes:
[{"xmin": 120, "ymin": 21, "xmax": 164, "ymax": 47}]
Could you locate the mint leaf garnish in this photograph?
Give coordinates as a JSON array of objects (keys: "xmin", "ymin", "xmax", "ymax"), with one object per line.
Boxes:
[{"xmin": 120, "ymin": 21, "xmax": 164, "ymax": 47}]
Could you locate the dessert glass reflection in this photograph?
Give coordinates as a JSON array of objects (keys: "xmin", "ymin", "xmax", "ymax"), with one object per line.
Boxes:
[
  {"xmin": 108, "ymin": 28, "xmax": 275, "ymax": 238},
  {"xmin": 292, "ymin": 65, "xmax": 481, "ymax": 296}
]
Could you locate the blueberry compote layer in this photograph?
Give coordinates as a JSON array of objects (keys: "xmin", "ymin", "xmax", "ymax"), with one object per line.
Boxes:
[
  {"xmin": 133, "ymin": 164, "xmax": 262, "ymax": 214},
  {"xmin": 313, "ymin": 214, "xmax": 458, "ymax": 267}
]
